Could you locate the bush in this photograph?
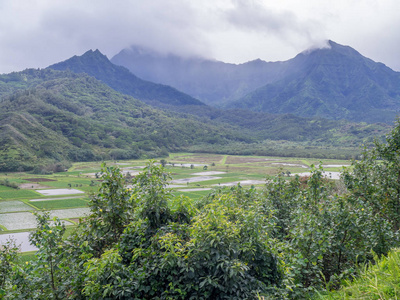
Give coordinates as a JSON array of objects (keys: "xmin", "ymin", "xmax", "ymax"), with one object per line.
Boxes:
[
  {"xmin": 0, "ymin": 178, "xmax": 19, "ymax": 189},
  {"xmin": 82, "ymin": 162, "xmax": 282, "ymax": 299}
]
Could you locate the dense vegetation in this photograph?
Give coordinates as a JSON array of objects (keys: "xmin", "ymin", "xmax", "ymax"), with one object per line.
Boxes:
[
  {"xmin": 0, "ymin": 69, "xmax": 250, "ymax": 172},
  {"xmin": 0, "ymin": 65, "xmax": 390, "ymax": 172},
  {"xmin": 318, "ymin": 249, "xmax": 400, "ymax": 299},
  {"xmin": 46, "ymin": 48, "xmax": 391, "ymax": 144},
  {"xmin": 2, "ymin": 120, "xmax": 400, "ymax": 299}
]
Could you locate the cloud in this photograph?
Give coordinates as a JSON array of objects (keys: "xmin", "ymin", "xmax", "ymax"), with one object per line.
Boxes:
[
  {"xmin": 0, "ymin": 0, "xmax": 214, "ymax": 73},
  {"xmin": 0, "ymin": 0, "xmax": 399, "ymax": 73},
  {"xmin": 223, "ymin": 0, "xmax": 325, "ymax": 48},
  {"xmin": 226, "ymin": 0, "xmax": 303, "ymax": 34}
]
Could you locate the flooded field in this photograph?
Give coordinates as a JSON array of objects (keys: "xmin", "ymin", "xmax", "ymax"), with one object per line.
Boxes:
[{"xmin": 0, "ymin": 153, "xmax": 352, "ymax": 251}]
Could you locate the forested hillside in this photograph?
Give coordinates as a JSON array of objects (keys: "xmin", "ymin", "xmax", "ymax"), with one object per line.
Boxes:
[
  {"xmin": 0, "ymin": 70, "xmax": 248, "ymax": 171},
  {"xmin": 46, "ymin": 49, "xmax": 391, "ymax": 143},
  {"xmin": 0, "ymin": 56, "xmax": 392, "ymax": 172}
]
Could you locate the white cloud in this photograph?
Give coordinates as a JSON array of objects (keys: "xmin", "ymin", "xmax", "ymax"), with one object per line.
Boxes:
[{"xmin": 0, "ymin": 0, "xmax": 399, "ymax": 73}]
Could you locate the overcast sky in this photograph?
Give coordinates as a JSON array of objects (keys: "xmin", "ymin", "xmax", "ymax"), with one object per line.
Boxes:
[{"xmin": 1, "ymin": 0, "xmax": 399, "ymax": 74}]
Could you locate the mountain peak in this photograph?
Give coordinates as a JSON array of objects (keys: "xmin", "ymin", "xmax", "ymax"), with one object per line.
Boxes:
[
  {"xmin": 298, "ymin": 40, "xmax": 362, "ymax": 58},
  {"xmin": 327, "ymin": 40, "xmax": 363, "ymax": 57},
  {"xmin": 48, "ymin": 48, "xmax": 206, "ymax": 107},
  {"xmin": 84, "ymin": 49, "xmax": 105, "ymax": 57},
  {"xmin": 48, "ymin": 49, "xmax": 112, "ymax": 73},
  {"xmin": 79, "ymin": 49, "xmax": 110, "ymax": 62}
]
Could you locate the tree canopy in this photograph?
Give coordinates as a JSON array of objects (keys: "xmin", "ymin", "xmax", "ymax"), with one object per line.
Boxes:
[{"xmin": 2, "ymin": 115, "xmax": 400, "ymax": 299}]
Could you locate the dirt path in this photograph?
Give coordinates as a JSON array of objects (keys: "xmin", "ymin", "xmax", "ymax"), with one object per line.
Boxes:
[{"xmin": 19, "ymin": 183, "xmax": 51, "ymax": 189}]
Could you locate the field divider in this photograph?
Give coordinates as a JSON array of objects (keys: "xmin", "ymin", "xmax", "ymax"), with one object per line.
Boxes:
[{"xmin": 23, "ymin": 201, "xmax": 40, "ymax": 210}]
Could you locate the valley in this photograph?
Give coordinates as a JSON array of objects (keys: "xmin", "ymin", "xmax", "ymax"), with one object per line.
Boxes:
[
  {"xmin": 0, "ymin": 152, "xmax": 350, "ymax": 251},
  {"xmin": 0, "ymin": 47, "xmax": 393, "ymax": 174},
  {"xmin": 1, "ymin": 39, "xmax": 400, "ymax": 298}
]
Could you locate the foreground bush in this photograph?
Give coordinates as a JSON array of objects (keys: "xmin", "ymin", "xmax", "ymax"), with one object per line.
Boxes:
[
  {"xmin": 1, "ymin": 162, "xmax": 283, "ymax": 299},
  {"xmin": 316, "ymin": 249, "xmax": 400, "ymax": 299},
  {"xmin": 82, "ymin": 163, "xmax": 282, "ymax": 299}
]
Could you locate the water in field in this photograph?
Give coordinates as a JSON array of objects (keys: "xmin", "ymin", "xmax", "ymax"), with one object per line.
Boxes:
[
  {"xmin": 0, "ymin": 231, "xmax": 37, "ymax": 252},
  {"xmin": 35, "ymin": 189, "xmax": 85, "ymax": 196}
]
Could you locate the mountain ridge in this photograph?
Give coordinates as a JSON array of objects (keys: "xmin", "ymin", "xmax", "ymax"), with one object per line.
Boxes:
[
  {"xmin": 231, "ymin": 40, "xmax": 400, "ymax": 123},
  {"xmin": 111, "ymin": 45, "xmax": 289, "ymax": 105},
  {"xmin": 48, "ymin": 49, "xmax": 205, "ymax": 107},
  {"xmin": 111, "ymin": 41, "xmax": 400, "ymax": 123},
  {"xmin": 0, "ymin": 69, "xmax": 250, "ymax": 171},
  {"xmin": 0, "ymin": 64, "xmax": 390, "ymax": 172}
]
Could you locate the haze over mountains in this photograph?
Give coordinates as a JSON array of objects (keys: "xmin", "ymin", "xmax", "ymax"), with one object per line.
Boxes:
[
  {"xmin": 0, "ymin": 40, "xmax": 397, "ymax": 172},
  {"xmin": 112, "ymin": 40, "xmax": 400, "ymax": 124}
]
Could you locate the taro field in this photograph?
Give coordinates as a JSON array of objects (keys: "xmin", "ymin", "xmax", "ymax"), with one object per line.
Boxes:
[{"xmin": 0, "ymin": 153, "xmax": 352, "ymax": 252}]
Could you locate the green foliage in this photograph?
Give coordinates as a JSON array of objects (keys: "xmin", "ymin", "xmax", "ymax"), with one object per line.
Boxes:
[
  {"xmin": 80, "ymin": 162, "xmax": 282, "ymax": 299},
  {"xmin": 0, "ymin": 179, "xmax": 19, "ymax": 189},
  {"xmin": 261, "ymin": 165, "xmax": 396, "ymax": 298},
  {"xmin": 317, "ymin": 249, "xmax": 400, "ymax": 299},
  {"xmin": 344, "ymin": 117, "xmax": 400, "ymax": 231},
  {"xmin": 0, "ymin": 239, "xmax": 19, "ymax": 298},
  {"xmin": 6, "ymin": 212, "xmax": 67, "ymax": 299},
  {"xmin": 0, "ymin": 69, "xmax": 256, "ymax": 171},
  {"xmin": 0, "ymin": 61, "xmax": 391, "ymax": 172},
  {"xmin": 159, "ymin": 158, "xmax": 167, "ymax": 167},
  {"xmin": 3, "ymin": 119, "xmax": 400, "ymax": 299},
  {"xmin": 83, "ymin": 163, "xmax": 134, "ymax": 255}
]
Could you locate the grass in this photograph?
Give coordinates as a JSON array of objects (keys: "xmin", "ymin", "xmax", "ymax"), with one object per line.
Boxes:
[
  {"xmin": 0, "ymin": 188, "xmax": 40, "ymax": 200},
  {"xmin": 172, "ymin": 190, "xmax": 212, "ymax": 200},
  {"xmin": 316, "ymin": 249, "xmax": 400, "ymax": 299},
  {"xmin": 19, "ymin": 251, "xmax": 37, "ymax": 263},
  {"xmin": 0, "ymin": 153, "xmax": 352, "ymax": 234},
  {"xmin": 0, "ymin": 200, "xmax": 33, "ymax": 213},
  {"xmin": 30, "ymin": 199, "xmax": 88, "ymax": 210}
]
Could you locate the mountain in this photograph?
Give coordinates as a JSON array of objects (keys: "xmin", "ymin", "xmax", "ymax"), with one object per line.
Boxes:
[
  {"xmin": 111, "ymin": 45, "xmax": 290, "ymax": 105},
  {"xmin": 231, "ymin": 41, "xmax": 400, "ymax": 123},
  {"xmin": 48, "ymin": 49, "xmax": 205, "ymax": 107},
  {"xmin": 112, "ymin": 41, "xmax": 400, "ymax": 123},
  {"xmin": 0, "ymin": 54, "xmax": 391, "ymax": 172},
  {"xmin": 0, "ymin": 69, "xmax": 247, "ymax": 171}
]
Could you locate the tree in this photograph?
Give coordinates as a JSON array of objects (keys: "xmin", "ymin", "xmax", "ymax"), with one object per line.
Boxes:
[
  {"xmin": 82, "ymin": 162, "xmax": 282, "ymax": 299},
  {"xmin": 264, "ymin": 165, "xmax": 395, "ymax": 296},
  {"xmin": 160, "ymin": 159, "xmax": 167, "ymax": 167},
  {"xmin": 84, "ymin": 163, "xmax": 134, "ymax": 255},
  {"xmin": 0, "ymin": 239, "xmax": 19, "ymax": 297},
  {"xmin": 343, "ymin": 117, "xmax": 400, "ymax": 231}
]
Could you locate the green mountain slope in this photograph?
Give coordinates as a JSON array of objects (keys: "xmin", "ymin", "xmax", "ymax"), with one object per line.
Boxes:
[
  {"xmin": 0, "ymin": 111, "xmax": 75, "ymax": 171},
  {"xmin": 0, "ymin": 70, "xmax": 247, "ymax": 171},
  {"xmin": 0, "ymin": 61, "xmax": 391, "ymax": 172},
  {"xmin": 159, "ymin": 104, "xmax": 390, "ymax": 147},
  {"xmin": 230, "ymin": 41, "xmax": 400, "ymax": 123},
  {"xmin": 48, "ymin": 50, "xmax": 205, "ymax": 107},
  {"xmin": 112, "ymin": 41, "xmax": 400, "ymax": 123}
]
